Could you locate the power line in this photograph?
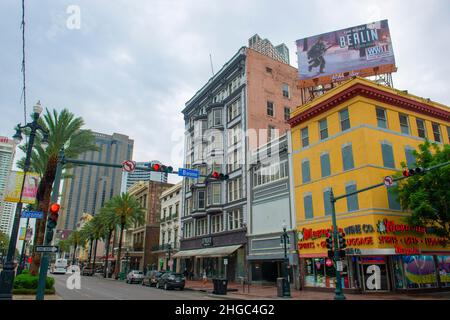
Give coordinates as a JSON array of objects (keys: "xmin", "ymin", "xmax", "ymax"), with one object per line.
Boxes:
[{"xmin": 21, "ymin": 0, "xmax": 27, "ymax": 124}]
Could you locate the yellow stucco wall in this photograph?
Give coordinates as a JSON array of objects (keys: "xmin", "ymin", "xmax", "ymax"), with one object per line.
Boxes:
[{"xmin": 290, "ymin": 78, "xmax": 450, "ymax": 256}]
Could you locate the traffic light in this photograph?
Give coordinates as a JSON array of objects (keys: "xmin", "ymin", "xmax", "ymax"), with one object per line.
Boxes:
[
  {"xmin": 338, "ymin": 232, "xmax": 347, "ymax": 250},
  {"xmin": 150, "ymin": 162, "xmax": 173, "ymax": 174},
  {"xmin": 402, "ymin": 167, "xmax": 424, "ymax": 177},
  {"xmin": 325, "ymin": 232, "xmax": 333, "ymax": 250},
  {"xmin": 210, "ymin": 171, "xmax": 229, "ymax": 181},
  {"xmin": 47, "ymin": 203, "xmax": 60, "ymax": 229}
]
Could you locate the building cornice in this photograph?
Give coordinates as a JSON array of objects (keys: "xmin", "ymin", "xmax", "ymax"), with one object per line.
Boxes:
[{"xmin": 289, "ymin": 82, "xmax": 450, "ymax": 127}]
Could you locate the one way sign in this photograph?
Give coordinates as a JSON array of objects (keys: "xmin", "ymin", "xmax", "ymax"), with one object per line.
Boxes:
[{"xmin": 35, "ymin": 245, "xmax": 59, "ymax": 253}]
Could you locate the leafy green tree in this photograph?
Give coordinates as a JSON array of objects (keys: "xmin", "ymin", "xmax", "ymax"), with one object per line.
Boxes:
[
  {"xmin": 67, "ymin": 230, "xmax": 84, "ymax": 265},
  {"xmin": 97, "ymin": 202, "xmax": 119, "ymax": 277},
  {"xmin": 108, "ymin": 193, "xmax": 145, "ymax": 278},
  {"xmin": 89, "ymin": 215, "xmax": 106, "ymax": 273},
  {"xmin": 17, "ymin": 108, "xmax": 98, "ymax": 275},
  {"xmin": 79, "ymin": 220, "xmax": 95, "ymax": 267},
  {"xmin": 392, "ymin": 140, "xmax": 450, "ymax": 243}
]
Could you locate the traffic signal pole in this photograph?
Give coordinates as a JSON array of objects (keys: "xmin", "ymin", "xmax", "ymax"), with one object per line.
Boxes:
[
  {"xmin": 329, "ymin": 160, "xmax": 450, "ymax": 300},
  {"xmin": 36, "ymin": 148, "xmax": 64, "ymax": 300},
  {"xmin": 34, "ymin": 150, "xmax": 228, "ymax": 299}
]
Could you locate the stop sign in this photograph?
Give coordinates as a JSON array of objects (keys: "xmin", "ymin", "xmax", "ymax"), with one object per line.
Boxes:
[{"xmin": 325, "ymin": 258, "xmax": 333, "ymax": 267}]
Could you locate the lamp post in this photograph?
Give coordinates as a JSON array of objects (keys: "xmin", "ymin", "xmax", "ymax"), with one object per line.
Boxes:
[
  {"xmin": 281, "ymin": 222, "xmax": 291, "ymax": 298},
  {"xmin": 0, "ymin": 101, "xmax": 49, "ymax": 300},
  {"xmin": 125, "ymin": 249, "xmax": 130, "ymax": 275},
  {"xmin": 330, "ymin": 188, "xmax": 346, "ymax": 300}
]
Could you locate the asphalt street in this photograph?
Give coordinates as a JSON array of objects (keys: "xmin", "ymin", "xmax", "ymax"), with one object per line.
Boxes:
[{"xmin": 53, "ymin": 273, "xmax": 223, "ymax": 300}]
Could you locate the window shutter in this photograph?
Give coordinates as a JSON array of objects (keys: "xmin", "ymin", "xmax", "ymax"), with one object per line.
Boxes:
[
  {"xmin": 302, "ymin": 160, "xmax": 311, "ymax": 183},
  {"xmin": 405, "ymin": 148, "xmax": 416, "ymax": 167},
  {"xmin": 345, "ymin": 183, "xmax": 359, "ymax": 212},
  {"xmin": 342, "ymin": 145, "xmax": 354, "ymax": 171},
  {"xmin": 321, "ymin": 153, "xmax": 331, "ymax": 177},
  {"xmin": 387, "ymin": 189, "xmax": 401, "ymax": 210},
  {"xmin": 381, "ymin": 143, "xmax": 395, "ymax": 168},
  {"xmin": 304, "ymin": 195, "xmax": 313, "ymax": 219}
]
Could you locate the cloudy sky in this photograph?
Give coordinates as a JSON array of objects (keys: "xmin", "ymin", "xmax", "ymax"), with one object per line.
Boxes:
[{"xmin": 1, "ymin": 0, "xmax": 450, "ymax": 185}]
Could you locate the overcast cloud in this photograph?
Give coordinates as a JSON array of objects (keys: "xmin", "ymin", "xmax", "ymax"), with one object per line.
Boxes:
[{"xmin": 1, "ymin": 0, "xmax": 449, "ymax": 184}]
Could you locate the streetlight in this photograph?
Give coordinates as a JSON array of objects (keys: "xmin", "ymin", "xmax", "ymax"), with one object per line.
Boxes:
[
  {"xmin": 280, "ymin": 222, "xmax": 291, "ymax": 298},
  {"xmin": 0, "ymin": 101, "xmax": 49, "ymax": 300},
  {"xmin": 125, "ymin": 248, "xmax": 130, "ymax": 275}
]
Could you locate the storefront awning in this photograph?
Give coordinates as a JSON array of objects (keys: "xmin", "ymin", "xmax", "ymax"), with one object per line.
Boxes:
[{"xmin": 172, "ymin": 244, "xmax": 242, "ymax": 258}]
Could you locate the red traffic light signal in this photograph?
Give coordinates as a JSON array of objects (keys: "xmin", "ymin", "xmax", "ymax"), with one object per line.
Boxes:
[
  {"xmin": 49, "ymin": 203, "xmax": 60, "ymax": 214},
  {"xmin": 403, "ymin": 167, "xmax": 424, "ymax": 177},
  {"xmin": 152, "ymin": 163, "xmax": 161, "ymax": 171},
  {"xmin": 27, "ymin": 257, "xmax": 32, "ymax": 264},
  {"xmin": 212, "ymin": 171, "xmax": 219, "ymax": 179},
  {"xmin": 210, "ymin": 171, "xmax": 229, "ymax": 180}
]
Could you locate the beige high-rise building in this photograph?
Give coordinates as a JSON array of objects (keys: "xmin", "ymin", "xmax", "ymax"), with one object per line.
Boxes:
[
  {"xmin": 0, "ymin": 137, "xmax": 16, "ymax": 236},
  {"xmin": 57, "ymin": 132, "xmax": 134, "ymax": 232}
]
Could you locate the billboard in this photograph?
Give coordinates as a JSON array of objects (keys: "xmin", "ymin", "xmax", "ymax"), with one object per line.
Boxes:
[
  {"xmin": 4, "ymin": 171, "xmax": 40, "ymax": 204},
  {"xmin": 296, "ymin": 20, "xmax": 396, "ymax": 88}
]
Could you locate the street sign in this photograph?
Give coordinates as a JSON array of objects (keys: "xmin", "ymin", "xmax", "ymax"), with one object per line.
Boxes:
[
  {"xmin": 223, "ymin": 258, "xmax": 228, "ymax": 265},
  {"xmin": 21, "ymin": 210, "xmax": 44, "ymax": 219},
  {"xmin": 35, "ymin": 245, "xmax": 59, "ymax": 253},
  {"xmin": 336, "ymin": 261, "xmax": 343, "ymax": 272},
  {"xmin": 122, "ymin": 160, "xmax": 136, "ymax": 172},
  {"xmin": 178, "ymin": 168, "xmax": 200, "ymax": 179},
  {"xmin": 384, "ymin": 176, "xmax": 394, "ymax": 187}
]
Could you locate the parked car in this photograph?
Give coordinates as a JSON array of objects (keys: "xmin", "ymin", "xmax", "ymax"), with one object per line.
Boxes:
[
  {"xmin": 126, "ymin": 270, "xmax": 144, "ymax": 284},
  {"xmin": 156, "ymin": 272, "xmax": 185, "ymax": 290},
  {"xmin": 142, "ymin": 270, "xmax": 166, "ymax": 287},
  {"xmin": 81, "ymin": 265, "xmax": 95, "ymax": 276}
]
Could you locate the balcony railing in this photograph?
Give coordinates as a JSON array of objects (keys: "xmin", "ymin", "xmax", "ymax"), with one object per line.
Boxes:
[{"xmin": 151, "ymin": 243, "xmax": 179, "ymax": 252}]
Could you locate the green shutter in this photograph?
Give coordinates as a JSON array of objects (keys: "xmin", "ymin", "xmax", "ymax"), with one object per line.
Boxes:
[
  {"xmin": 302, "ymin": 160, "xmax": 311, "ymax": 183},
  {"xmin": 382, "ymin": 143, "xmax": 395, "ymax": 168},
  {"xmin": 346, "ymin": 183, "xmax": 359, "ymax": 212},
  {"xmin": 321, "ymin": 153, "xmax": 331, "ymax": 177},
  {"xmin": 323, "ymin": 190, "xmax": 332, "ymax": 216},
  {"xmin": 304, "ymin": 195, "xmax": 313, "ymax": 219},
  {"xmin": 342, "ymin": 145, "xmax": 354, "ymax": 171}
]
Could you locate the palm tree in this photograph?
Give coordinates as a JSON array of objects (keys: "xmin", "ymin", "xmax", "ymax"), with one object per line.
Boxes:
[
  {"xmin": 58, "ymin": 239, "xmax": 70, "ymax": 259},
  {"xmin": 109, "ymin": 193, "xmax": 145, "ymax": 278},
  {"xmin": 79, "ymin": 220, "xmax": 95, "ymax": 268},
  {"xmin": 17, "ymin": 108, "xmax": 97, "ymax": 275},
  {"xmin": 67, "ymin": 230, "xmax": 83, "ymax": 265},
  {"xmin": 89, "ymin": 215, "xmax": 106, "ymax": 275},
  {"xmin": 97, "ymin": 202, "xmax": 119, "ymax": 277}
]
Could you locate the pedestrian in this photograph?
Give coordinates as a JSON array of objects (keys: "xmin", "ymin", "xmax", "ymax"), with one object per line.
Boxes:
[{"xmin": 202, "ymin": 269, "xmax": 207, "ymax": 285}]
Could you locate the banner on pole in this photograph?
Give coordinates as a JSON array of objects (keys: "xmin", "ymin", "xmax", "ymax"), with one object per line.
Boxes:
[
  {"xmin": 19, "ymin": 227, "xmax": 26, "ymax": 241},
  {"xmin": 4, "ymin": 171, "xmax": 40, "ymax": 204}
]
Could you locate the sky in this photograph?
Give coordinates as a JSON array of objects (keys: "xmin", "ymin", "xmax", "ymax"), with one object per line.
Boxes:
[{"xmin": 1, "ymin": 0, "xmax": 450, "ymax": 187}]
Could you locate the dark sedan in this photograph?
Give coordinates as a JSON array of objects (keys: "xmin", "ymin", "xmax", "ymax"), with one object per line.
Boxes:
[
  {"xmin": 142, "ymin": 270, "xmax": 166, "ymax": 287},
  {"xmin": 156, "ymin": 272, "xmax": 185, "ymax": 290}
]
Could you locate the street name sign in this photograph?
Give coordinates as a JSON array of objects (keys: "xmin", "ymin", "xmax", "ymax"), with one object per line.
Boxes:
[
  {"xmin": 35, "ymin": 245, "xmax": 59, "ymax": 253},
  {"xmin": 21, "ymin": 211, "xmax": 44, "ymax": 219},
  {"xmin": 178, "ymin": 168, "xmax": 200, "ymax": 179},
  {"xmin": 336, "ymin": 261, "xmax": 343, "ymax": 272}
]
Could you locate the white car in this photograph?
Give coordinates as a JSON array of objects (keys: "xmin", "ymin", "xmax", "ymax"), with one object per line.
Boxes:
[
  {"xmin": 51, "ymin": 258, "xmax": 68, "ymax": 274},
  {"xmin": 126, "ymin": 270, "xmax": 144, "ymax": 284}
]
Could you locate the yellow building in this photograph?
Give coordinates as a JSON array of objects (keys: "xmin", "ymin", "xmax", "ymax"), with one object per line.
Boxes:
[{"xmin": 288, "ymin": 77, "xmax": 450, "ymax": 293}]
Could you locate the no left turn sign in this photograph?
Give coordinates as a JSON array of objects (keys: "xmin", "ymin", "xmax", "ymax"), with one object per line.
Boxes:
[
  {"xmin": 122, "ymin": 160, "xmax": 136, "ymax": 172},
  {"xmin": 384, "ymin": 176, "xmax": 394, "ymax": 187}
]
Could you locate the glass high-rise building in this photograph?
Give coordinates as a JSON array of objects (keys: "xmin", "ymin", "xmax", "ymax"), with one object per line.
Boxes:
[{"xmin": 58, "ymin": 132, "xmax": 134, "ymax": 231}]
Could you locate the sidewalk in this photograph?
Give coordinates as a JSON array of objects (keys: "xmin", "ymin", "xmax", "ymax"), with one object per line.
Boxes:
[
  {"xmin": 185, "ymin": 280, "xmax": 450, "ymax": 300},
  {"xmin": 13, "ymin": 294, "xmax": 63, "ymax": 300}
]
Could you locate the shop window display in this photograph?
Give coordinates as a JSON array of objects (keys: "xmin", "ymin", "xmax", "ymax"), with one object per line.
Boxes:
[
  {"xmin": 403, "ymin": 255, "xmax": 437, "ymax": 289},
  {"xmin": 437, "ymin": 256, "xmax": 450, "ymax": 287},
  {"xmin": 303, "ymin": 258, "xmax": 350, "ymax": 289}
]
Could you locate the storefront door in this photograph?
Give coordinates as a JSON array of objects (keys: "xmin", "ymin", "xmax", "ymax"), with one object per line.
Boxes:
[{"xmin": 360, "ymin": 256, "xmax": 390, "ymax": 292}]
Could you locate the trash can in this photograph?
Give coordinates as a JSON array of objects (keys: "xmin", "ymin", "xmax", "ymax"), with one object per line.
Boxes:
[
  {"xmin": 212, "ymin": 278, "xmax": 228, "ymax": 295},
  {"xmin": 277, "ymin": 277, "xmax": 290, "ymax": 297},
  {"xmin": 119, "ymin": 272, "xmax": 125, "ymax": 281}
]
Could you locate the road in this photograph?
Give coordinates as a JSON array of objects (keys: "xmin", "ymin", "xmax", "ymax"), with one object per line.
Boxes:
[{"xmin": 53, "ymin": 273, "xmax": 223, "ymax": 300}]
